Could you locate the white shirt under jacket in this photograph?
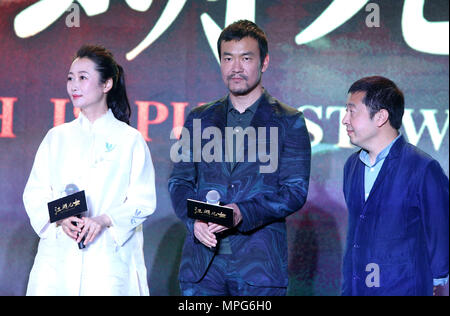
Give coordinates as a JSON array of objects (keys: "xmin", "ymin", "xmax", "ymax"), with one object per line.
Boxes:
[{"xmin": 23, "ymin": 109, "xmax": 156, "ymax": 296}]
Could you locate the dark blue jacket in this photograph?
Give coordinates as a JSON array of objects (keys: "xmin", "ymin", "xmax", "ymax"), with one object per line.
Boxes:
[
  {"xmin": 168, "ymin": 91, "xmax": 311, "ymax": 287},
  {"xmin": 342, "ymin": 136, "xmax": 449, "ymax": 295}
]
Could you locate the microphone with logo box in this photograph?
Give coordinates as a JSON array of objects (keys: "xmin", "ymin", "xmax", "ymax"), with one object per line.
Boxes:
[
  {"xmin": 47, "ymin": 184, "xmax": 87, "ymax": 250},
  {"xmin": 64, "ymin": 184, "xmax": 86, "ymax": 250},
  {"xmin": 206, "ymin": 190, "xmax": 221, "ymax": 252}
]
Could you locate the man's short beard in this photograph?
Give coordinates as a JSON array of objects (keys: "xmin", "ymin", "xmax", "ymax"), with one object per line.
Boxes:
[{"xmin": 227, "ymin": 74, "xmax": 262, "ymax": 96}]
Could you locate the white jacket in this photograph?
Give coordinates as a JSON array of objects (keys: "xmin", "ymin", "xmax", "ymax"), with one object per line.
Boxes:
[{"xmin": 23, "ymin": 109, "xmax": 156, "ymax": 296}]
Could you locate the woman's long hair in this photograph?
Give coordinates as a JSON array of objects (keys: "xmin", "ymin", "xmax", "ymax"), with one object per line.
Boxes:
[{"xmin": 74, "ymin": 44, "xmax": 131, "ymax": 125}]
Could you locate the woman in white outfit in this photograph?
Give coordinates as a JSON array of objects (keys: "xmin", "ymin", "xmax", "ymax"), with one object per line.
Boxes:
[{"xmin": 23, "ymin": 45, "xmax": 156, "ymax": 296}]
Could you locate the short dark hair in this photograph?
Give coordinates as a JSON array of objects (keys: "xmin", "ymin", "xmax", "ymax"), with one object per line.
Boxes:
[
  {"xmin": 348, "ymin": 76, "xmax": 404, "ymax": 130},
  {"xmin": 217, "ymin": 20, "xmax": 268, "ymax": 65}
]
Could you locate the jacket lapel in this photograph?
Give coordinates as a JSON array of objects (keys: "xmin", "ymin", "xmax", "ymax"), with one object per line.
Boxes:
[
  {"xmin": 365, "ymin": 136, "xmax": 405, "ymax": 205},
  {"xmin": 351, "ymin": 153, "xmax": 366, "ymax": 211},
  {"xmin": 206, "ymin": 96, "xmax": 231, "ymax": 175},
  {"xmin": 249, "ymin": 90, "xmax": 274, "ymax": 128},
  {"xmin": 231, "ymin": 91, "xmax": 274, "ymax": 174}
]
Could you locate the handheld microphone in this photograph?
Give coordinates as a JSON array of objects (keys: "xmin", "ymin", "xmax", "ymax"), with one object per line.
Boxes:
[
  {"xmin": 64, "ymin": 184, "xmax": 86, "ymax": 250},
  {"xmin": 206, "ymin": 190, "xmax": 221, "ymax": 252},
  {"xmin": 206, "ymin": 190, "xmax": 220, "ymax": 205}
]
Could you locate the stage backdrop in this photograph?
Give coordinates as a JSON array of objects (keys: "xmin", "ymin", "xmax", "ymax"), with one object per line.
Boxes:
[{"xmin": 0, "ymin": 0, "xmax": 448, "ymax": 296}]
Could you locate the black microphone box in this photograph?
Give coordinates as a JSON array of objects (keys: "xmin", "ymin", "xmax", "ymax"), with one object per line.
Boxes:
[
  {"xmin": 187, "ymin": 199, "xmax": 234, "ymax": 228},
  {"xmin": 48, "ymin": 191, "xmax": 87, "ymax": 223}
]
